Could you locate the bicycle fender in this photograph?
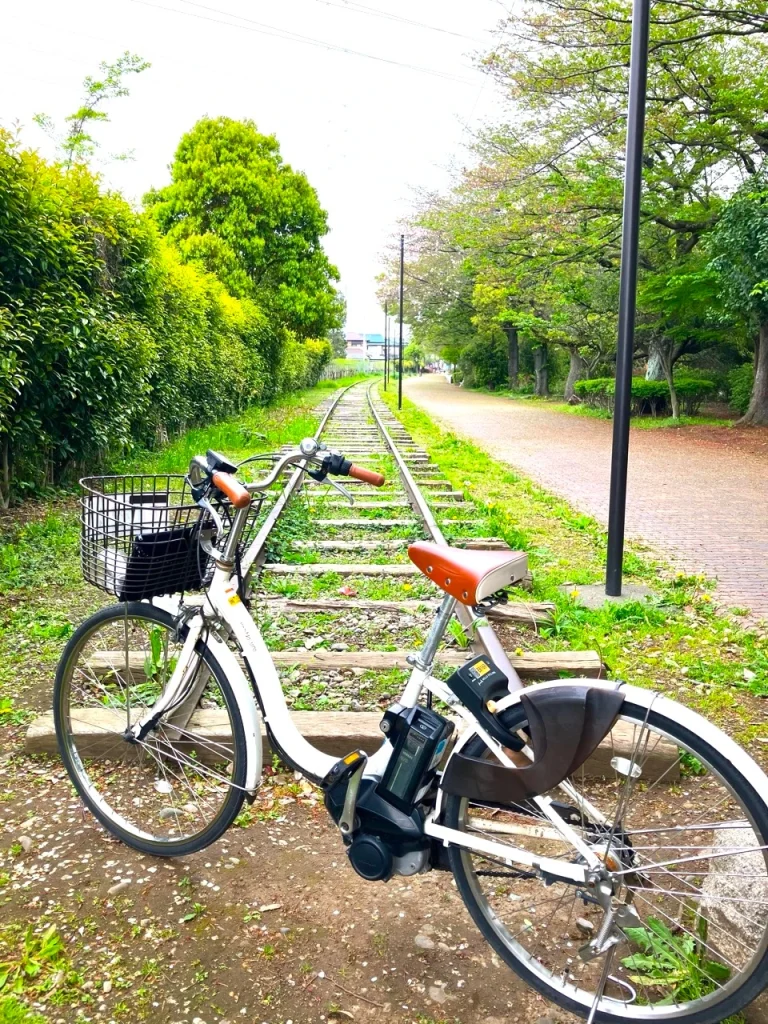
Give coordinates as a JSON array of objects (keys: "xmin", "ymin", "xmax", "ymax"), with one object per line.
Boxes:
[
  {"xmin": 441, "ymin": 679, "xmax": 624, "ymax": 803},
  {"xmin": 204, "ymin": 633, "xmax": 263, "ymax": 796}
]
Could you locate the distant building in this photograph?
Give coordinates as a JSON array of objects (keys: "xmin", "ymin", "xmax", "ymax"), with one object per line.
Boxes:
[{"xmin": 345, "ymin": 332, "xmax": 396, "ymax": 365}]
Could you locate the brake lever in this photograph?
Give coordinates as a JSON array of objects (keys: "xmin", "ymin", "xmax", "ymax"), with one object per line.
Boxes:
[
  {"xmin": 326, "ymin": 477, "xmax": 354, "ymax": 505},
  {"xmin": 198, "ymin": 495, "xmax": 225, "ymax": 550}
]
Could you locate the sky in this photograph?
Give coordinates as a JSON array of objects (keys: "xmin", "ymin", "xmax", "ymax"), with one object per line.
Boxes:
[{"xmin": 1, "ymin": 0, "xmax": 507, "ymax": 334}]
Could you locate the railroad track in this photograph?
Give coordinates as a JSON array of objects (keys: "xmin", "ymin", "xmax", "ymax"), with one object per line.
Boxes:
[
  {"xmin": 26, "ymin": 380, "xmax": 604, "ymax": 759},
  {"xmin": 242, "ymin": 382, "xmax": 601, "ymax": 738}
]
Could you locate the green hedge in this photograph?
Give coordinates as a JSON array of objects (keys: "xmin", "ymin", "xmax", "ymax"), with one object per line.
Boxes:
[
  {"xmin": 0, "ymin": 131, "xmax": 331, "ymax": 504},
  {"xmin": 727, "ymin": 363, "xmax": 754, "ymax": 414},
  {"xmin": 574, "ymin": 375, "xmax": 715, "ymax": 416}
]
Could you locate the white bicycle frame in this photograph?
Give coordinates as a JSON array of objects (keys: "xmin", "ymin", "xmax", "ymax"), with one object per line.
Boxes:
[{"xmin": 139, "ymin": 445, "xmax": 768, "ymax": 889}]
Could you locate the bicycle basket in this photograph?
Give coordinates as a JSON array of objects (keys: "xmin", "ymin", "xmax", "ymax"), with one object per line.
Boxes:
[{"xmin": 80, "ymin": 474, "xmax": 264, "ymax": 601}]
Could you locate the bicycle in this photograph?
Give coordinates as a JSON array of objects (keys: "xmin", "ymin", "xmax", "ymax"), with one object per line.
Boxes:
[{"xmin": 54, "ymin": 439, "xmax": 768, "ymax": 1023}]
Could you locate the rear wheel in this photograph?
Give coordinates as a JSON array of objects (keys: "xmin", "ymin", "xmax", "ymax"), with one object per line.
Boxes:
[
  {"xmin": 54, "ymin": 602, "xmax": 247, "ymax": 856},
  {"xmin": 445, "ymin": 701, "xmax": 768, "ymax": 1023}
]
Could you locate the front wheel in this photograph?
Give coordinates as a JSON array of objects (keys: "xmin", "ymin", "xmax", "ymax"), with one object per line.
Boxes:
[
  {"xmin": 445, "ymin": 699, "xmax": 768, "ymax": 1023},
  {"xmin": 54, "ymin": 602, "xmax": 247, "ymax": 856}
]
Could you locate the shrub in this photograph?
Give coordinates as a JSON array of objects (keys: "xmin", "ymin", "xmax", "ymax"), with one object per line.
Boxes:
[
  {"xmin": 0, "ymin": 131, "xmax": 328, "ymax": 504},
  {"xmin": 672, "ymin": 374, "xmax": 716, "ymax": 415},
  {"xmin": 574, "ymin": 376, "xmax": 715, "ymax": 416},
  {"xmin": 458, "ymin": 335, "xmax": 508, "ymax": 390},
  {"xmin": 727, "ymin": 363, "xmax": 754, "ymax": 414}
]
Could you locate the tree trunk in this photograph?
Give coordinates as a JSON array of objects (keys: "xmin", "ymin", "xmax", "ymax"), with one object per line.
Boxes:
[
  {"xmin": 533, "ymin": 346, "xmax": 549, "ymax": 397},
  {"xmin": 645, "ymin": 336, "xmax": 666, "ymax": 381},
  {"xmin": 664, "ymin": 362, "xmax": 680, "ymax": 419},
  {"xmin": 505, "ymin": 325, "xmax": 519, "ymax": 390},
  {"xmin": 739, "ymin": 321, "xmax": 768, "ymax": 426},
  {"xmin": 564, "ymin": 348, "xmax": 585, "ymax": 402}
]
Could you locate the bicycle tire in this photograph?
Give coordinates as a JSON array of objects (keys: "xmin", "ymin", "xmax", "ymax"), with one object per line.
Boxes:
[
  {"xmin": 54, "ymin": 602, "xmax": 247, "ymax": 857},
  {"xmin": 445, "ymin": 700, "xmax": 768, "ymax": 1023}
]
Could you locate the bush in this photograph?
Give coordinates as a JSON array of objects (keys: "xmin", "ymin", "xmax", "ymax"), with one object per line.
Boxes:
[
  {"xmin": 727, "ymin": 363, "xmax": 754, "ymax": 414},
  {"xmin": 574, "ymin": 376, "xmax": 714, "ymax": 416},
  {"xmin": 672, "ymin": 374, "xmax": 716, "ymax": 415},
  {"xmin": 0, "ymin": 131, "xmax": 328, "ymax": 504},
  {"xmin": 458, "ymin": 335, "xmax": 508, "ymax": 389}
]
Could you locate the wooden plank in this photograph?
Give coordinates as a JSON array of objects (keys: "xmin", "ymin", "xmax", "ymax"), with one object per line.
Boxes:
[
  {"xmin": 263, "ymin": 562, "xmax": 422, "ymax": 576},
  {"xmin": 315, "ymin": 518, "xmax": 417, "ymax": 528},
  {"xmin": 25, "ymin": 709, "xmax": 386, "ymax": 761},
  {"xmin": 84, "ymin": 647, "xmax": 603, "ymax": 680},
  {"xmin": 291, "ymin": 539, "xmax": 408, "ymax": 551},
  {"xmin": 26, "ymin": 710, "xmax": 676, "ymax": 777},
  {"xmin": 323, "ymin": 500, "xmax": 412, "ymax": 509},
  {"xmin": 264, "ymin": 596, "xmax": 440, "ymax": 614},
  {"xmin": 270, "ymin": 649, "xmax": 604, "ymax": 679},
  {"xmin": 263, "ymin": 596, "xmax": 553, "ymax": 625}
]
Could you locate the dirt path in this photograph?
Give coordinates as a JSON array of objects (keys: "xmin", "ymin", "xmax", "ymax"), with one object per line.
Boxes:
[
  {"xmin": 0, "ymin": 731, "xmax": 567, "ymax": 1024},
  {"xmin": 405, "ymin": 377, "xmax": 768, "ymax": 619}
]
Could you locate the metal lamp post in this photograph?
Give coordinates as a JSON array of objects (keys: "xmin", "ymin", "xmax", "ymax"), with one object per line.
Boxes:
[
  {"xmin": 605, "ymin": 0, "xmax": 651, "ymax": 596},
  {"xmin": 398, "ymin": 234, "xmax": 404, "ymax": 410}
]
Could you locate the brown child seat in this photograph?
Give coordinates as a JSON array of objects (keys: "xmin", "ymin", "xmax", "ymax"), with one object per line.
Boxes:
[{"xmin": 408, "ymin": 541, "xmax": 528, "ymax": 605}]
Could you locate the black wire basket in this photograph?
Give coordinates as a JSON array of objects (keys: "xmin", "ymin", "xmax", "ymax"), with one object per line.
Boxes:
[{"xmin": 80, "ymin": 474, "xmax": 264, "ymax": 601}]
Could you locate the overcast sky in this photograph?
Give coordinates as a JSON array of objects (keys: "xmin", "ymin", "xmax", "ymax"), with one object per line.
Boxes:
[{"xmin": 1, "ymin": 0, "xmax": 506, "ymax": 333}]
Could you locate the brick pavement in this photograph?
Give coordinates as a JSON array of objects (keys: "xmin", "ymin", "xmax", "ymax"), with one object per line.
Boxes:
[{"xmin": 405, "ymin": 376, "xmax": 768, "ymax": 619}]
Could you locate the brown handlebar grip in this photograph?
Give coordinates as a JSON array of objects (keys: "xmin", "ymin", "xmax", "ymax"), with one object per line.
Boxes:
[
  {"xmin": 348, "ymin": 464, "xmax": 386, "ymax": 487},
  {"xmin": 212, "ymin": 471, "xmax": 251, "ymax": 509}
]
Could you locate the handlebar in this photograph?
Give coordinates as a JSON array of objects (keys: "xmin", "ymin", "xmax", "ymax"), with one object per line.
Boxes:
[
  {"xmin": 194, "ymin": 439, "xmax": 386, "ymax": 505},
  {"xmin": 212, "ymin": 471, "xmax": 251, "ymax": 508},
  {"xmin": 348, "ymin": 464, "xmax": 385, "ymax": 487}
]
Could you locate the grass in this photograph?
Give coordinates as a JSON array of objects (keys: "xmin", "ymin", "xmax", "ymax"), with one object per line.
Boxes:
[
  {"xmin": 471, "ymin": 388, "xmax": 735, "ymax": 429},
  {"xmin": 544, "ymin": 401, "xmax": 734, "ymax": 430},
  {"xmin": 380, "ymin": 386, "xmax": 768, "ymax": 738},
  {"xmin": 0, "ymin": 376, "xmax": 372, "ymax": 716},
  {"xmin": 0, "ymin": 997, "xmax": 47, "ymax": 1024}
]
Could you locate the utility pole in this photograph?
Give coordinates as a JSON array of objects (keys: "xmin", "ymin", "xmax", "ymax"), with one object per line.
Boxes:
[
  {"xmin": 383, "ymin": 301, "xmax": 388, "ymax": 390},
  {"xmin": 398, "ymin": 234, "xmax": 404, "ymax": 410},
  {"xmin": 605, "ymin": 0, "xmax": 651, "ymax": 596}
]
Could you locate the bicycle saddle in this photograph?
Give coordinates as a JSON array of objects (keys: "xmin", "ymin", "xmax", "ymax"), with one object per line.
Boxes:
[{"xmin": 408, "ymin": 541, "xmax": 528, "ymax": 605}]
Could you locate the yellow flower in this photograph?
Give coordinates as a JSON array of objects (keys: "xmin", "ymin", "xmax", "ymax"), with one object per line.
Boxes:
[
  {"xmin": 514, "ymin": 647, "xmax": 524, "ymax": 657},
  {"xmin": 700, "ymin": 594, "xmax": 712, "ymax": 602},
  {"xmin": 569, "ymin": 587, "xmax": 580, "ymax": 598}
]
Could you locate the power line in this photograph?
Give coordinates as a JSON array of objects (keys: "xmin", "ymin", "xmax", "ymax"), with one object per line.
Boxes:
[
  {"xmin": 126, "ymin": 0, "xmax": 477, "ymax": 84},
  {"xmin": 307, "ymin": 0, "xmax": 484, "ymax": 43}
]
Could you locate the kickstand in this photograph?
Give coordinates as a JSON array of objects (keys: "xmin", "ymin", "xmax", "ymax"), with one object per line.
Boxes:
[{"xmin": 587, "ymin": 946, "xmax": 615, "ymax": 1024}]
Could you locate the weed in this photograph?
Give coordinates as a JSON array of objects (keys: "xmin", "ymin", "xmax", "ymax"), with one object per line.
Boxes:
[
  {"xmin": 679, "ymin": 752, "xmax": 707, "ymax": 777},
  {"xmin": 621, "ymin": 916, "xmax": 729, "ymax": 1005},
  {"xmin": 179, "ymin": 903, "xmax": 206, "ymax": 923},
  {"xmin": 446, "ymin": 619, "xmax": 469, "ymax": 649},
  {"xmin": 0, "ymin": 996, "xmax": 47, "ymax": 1024},
  {"xmin": 0, "ymin": 701, "xmax": 31, "ymax": 727},
  {"xmin": 0, "ymin": 924, "xmax": 66, "ymax": 995}
]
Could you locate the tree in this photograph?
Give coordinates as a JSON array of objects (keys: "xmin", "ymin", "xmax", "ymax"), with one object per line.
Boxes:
[
  {"xmin": 404, "ymin": 340, "xmax": 428, "ymax": 372},
  {"xmin": 709, "ymin": 181, "xmax": 768, "ymax": 424},
  {"xmin": 35, "ymin": 52, "xmax": 150, "ymax": 167},
  {"xmin": 145, "ymin": 117, "xmax": 342, "ymax": 341}
]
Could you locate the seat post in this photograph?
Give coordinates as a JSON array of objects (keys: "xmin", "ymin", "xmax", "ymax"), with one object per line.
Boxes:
[{"xmin": 410, "ymin": 593, "xmax": 457, "ymax": 671}]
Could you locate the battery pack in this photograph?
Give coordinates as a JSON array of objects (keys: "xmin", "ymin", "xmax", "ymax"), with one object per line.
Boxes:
[{"xmin": 377, "ymin": 705, "xmax": 454, "ymax": 813}]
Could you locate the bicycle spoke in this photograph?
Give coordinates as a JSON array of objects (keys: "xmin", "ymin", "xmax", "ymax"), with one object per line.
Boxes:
[{"xmin": 58, "ymin": 609, "xmax": 242, "ymax": 848}]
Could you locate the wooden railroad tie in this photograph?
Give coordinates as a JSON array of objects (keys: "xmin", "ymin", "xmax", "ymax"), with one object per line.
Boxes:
[{"xmin": 25, "ymin": 710, "xmax": 677, "ymax": 778}]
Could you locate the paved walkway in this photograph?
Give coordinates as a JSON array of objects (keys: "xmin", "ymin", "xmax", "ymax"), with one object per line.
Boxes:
[{"xmin": 405, "ymin": 376, "xmax": 768, "ymax": 619}]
